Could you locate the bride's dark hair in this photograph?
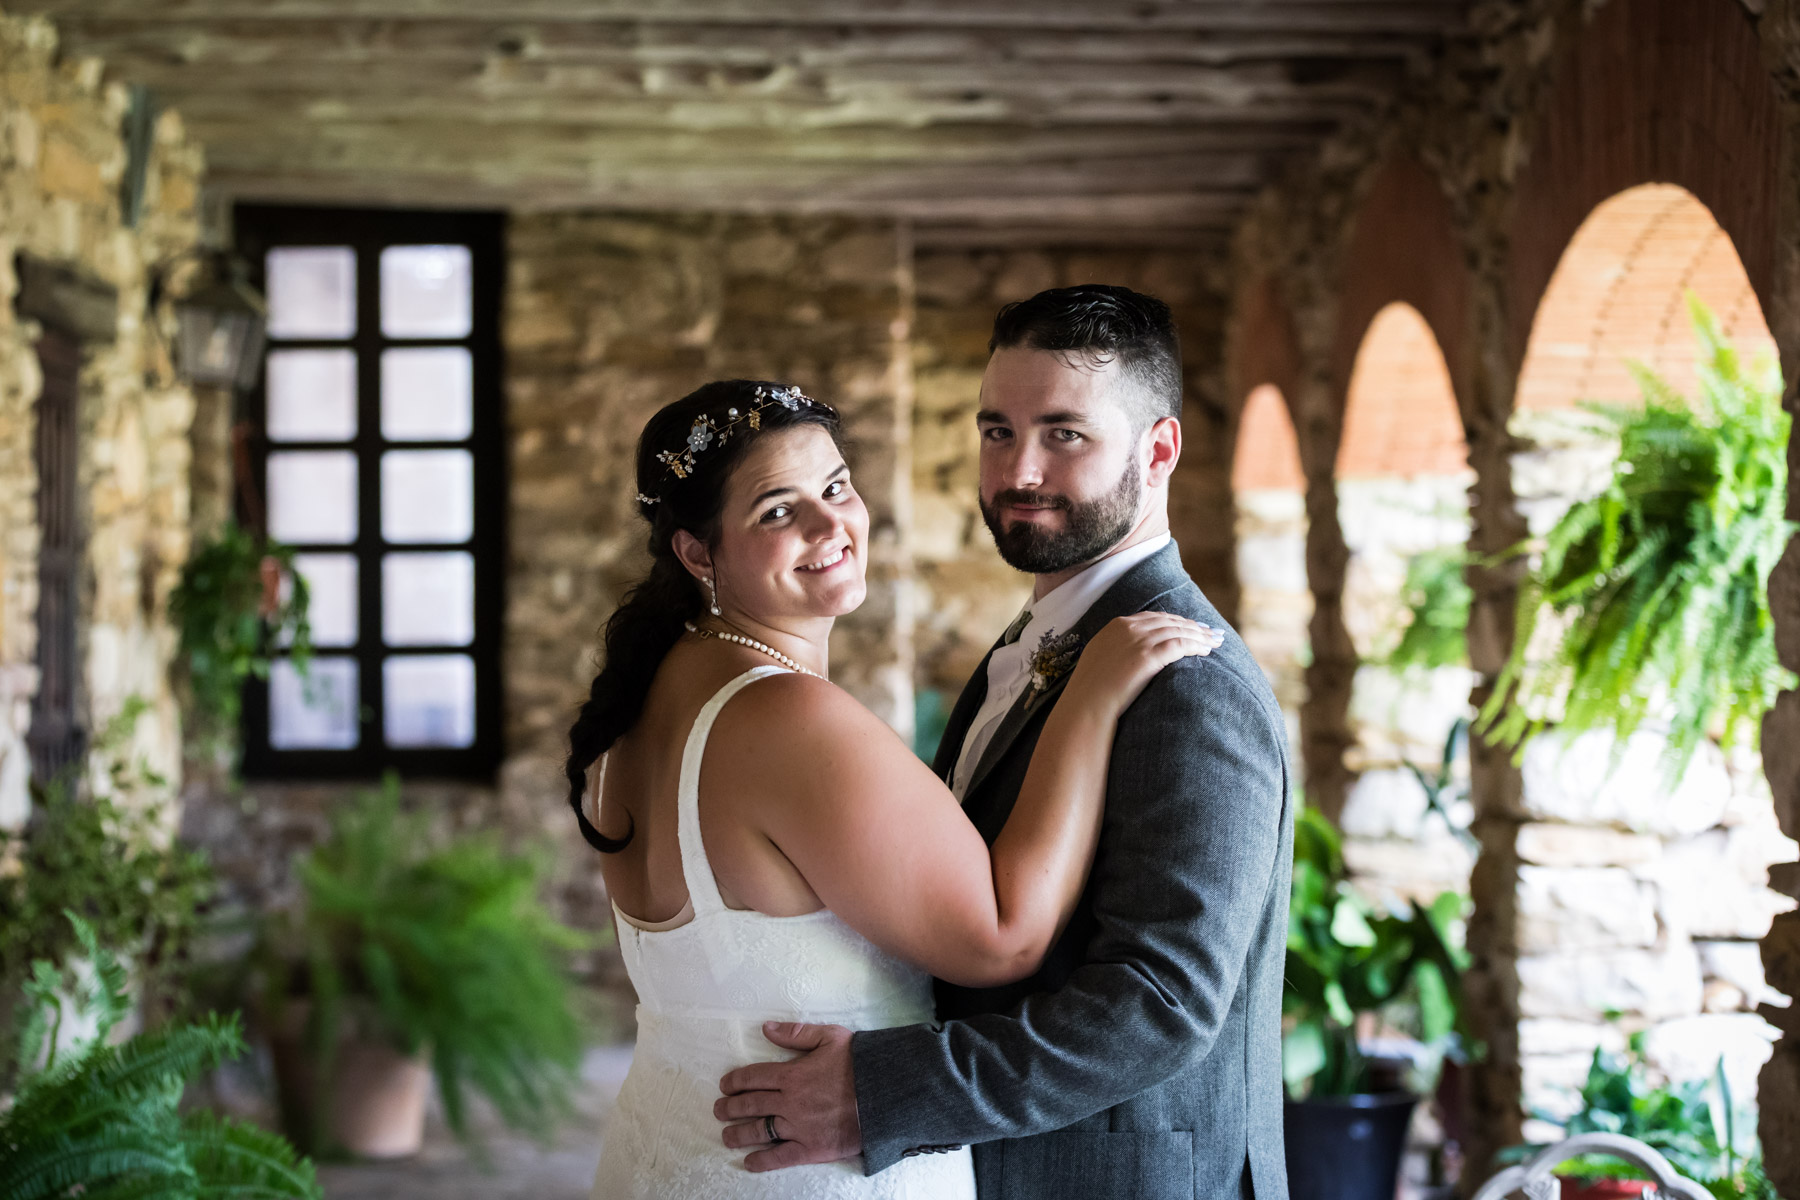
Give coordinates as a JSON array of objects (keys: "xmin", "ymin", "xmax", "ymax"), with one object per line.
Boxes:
[{"xmin": 565, "ymin": 380, "xmax": 842, "ymax": 854}]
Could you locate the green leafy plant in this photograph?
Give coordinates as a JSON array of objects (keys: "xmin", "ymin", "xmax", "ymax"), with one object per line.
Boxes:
[
  {"xmin": 1478, "ymin": 295, "xmax": 1796, "ymax": 781},
  {"xmin": 170, "ymin": 519, "xmax": 311, "ymax": 749},
  {"xmin": 0, "ymin": 911, "xmax": 321, "ymax": 1200},
  {"xmin": 264, "ymin": 775, "xmax": 592, "ymax": 1151},
  {"xmin": 1380, "ymin": 547, "xmax": 1473, "ymax": 672},
  {"xmin": 1508, "ymin": 1034, "xmax": 1772, "ymax": 1194},
  {"xmin": 0, "ymin": 699, "xmax": 214, "ymax": 1080},
  {"xmin": 1283, "ymin": 805, "xmax": 1471, "ymax": 1098},
  {"xmin": 1405, "ymin": 718, "xmax": 1478, "ymax": 856}
]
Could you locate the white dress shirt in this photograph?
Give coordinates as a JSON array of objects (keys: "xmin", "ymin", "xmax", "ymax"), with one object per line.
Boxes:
[{"xmin": 950, "ymin": 534, "xmax": 1172, "ymax": 799}]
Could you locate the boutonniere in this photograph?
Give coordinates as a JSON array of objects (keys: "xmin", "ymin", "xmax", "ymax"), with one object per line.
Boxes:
[{"xmin": 1028, "ymin": 628, "xmax": 1085, "ymax": 694}]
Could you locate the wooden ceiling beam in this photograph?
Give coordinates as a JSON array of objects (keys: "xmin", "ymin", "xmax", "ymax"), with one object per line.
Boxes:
[
  {"xmin": 144, "ymin": 89, "xmax": 1379, "ymax": 133},
  {"xmin": 171, "ymin": 117, "xmax": 1324, "ymax": 168},
  {"xmin": 19, "ymin": 0, "xmax": 1467, "ymax": 37},
  {"xmin": 82, "ymin": 55, "xmax": 1403, "ymax": 107},
  {"xmin": 213, "ymin": 165, "xmax": 1252, "ymax": 225},
  {"xmin": 48, "ymin": 17, "xmax": 1441, "ymax": 69}
]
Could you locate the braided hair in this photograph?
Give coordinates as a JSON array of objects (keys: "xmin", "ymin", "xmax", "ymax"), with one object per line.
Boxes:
[{"xmin": 565, "ymin": 380, "xmax": 843, "ymax": 853}]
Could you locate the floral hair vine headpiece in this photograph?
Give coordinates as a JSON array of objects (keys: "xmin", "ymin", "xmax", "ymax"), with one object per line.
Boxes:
[{"xmin": 637, "ymin": 384, "xmax": 831, "ymax": 508}]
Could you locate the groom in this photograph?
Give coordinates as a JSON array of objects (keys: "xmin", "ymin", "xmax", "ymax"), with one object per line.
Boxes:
[{"xmin": 715, "ymin": 285, "xmax": 1294, "ymax": 1199}]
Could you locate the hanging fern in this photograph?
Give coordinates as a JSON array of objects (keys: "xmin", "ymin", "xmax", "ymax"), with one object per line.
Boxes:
[
  {"xmin": 0, "ymin": 913, "xmax": 321, "ymax": 1200},
  {"xmin": 1477, "ymin": 295, "xmax": 1797, "ymax": 779}
]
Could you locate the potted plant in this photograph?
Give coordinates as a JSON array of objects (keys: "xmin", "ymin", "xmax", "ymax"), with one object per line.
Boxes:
[
  {"xmin": 1506, "ymin": 1034, "xmax": 1774, "ymax": 1200},
  {"xmin": 0, "ymin": 698, "xmax": 215, "ymax": 1063},
  {"xmin": 261, "ymin": 775, "xmax": 593, "ymax": 1159},
  {"xmin": 1477, "ymin": 295, "xmax": 1794, "ymax": 782},
  {"xmin": 0, "ymin": 912, "xmax": 321, "ymax": 1200},
  {"xmin": 1283, "ymin": 804, "xmax": 1472, "ymax": 1200}
]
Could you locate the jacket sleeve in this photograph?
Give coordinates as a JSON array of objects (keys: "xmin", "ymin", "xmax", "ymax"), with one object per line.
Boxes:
[{"xmin": 849, "ymin": 660, "xmax": 1290, "ymax": 1174}]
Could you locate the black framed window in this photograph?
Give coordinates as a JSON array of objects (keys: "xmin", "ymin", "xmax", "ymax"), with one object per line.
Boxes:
[{"xmin": 234, "ymin": 206, "xmax": 504, "ymax": 780}]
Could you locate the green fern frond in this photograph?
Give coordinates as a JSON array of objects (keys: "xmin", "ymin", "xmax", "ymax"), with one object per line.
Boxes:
[
  {"xmin": 183, "ymin": 1112, "xmax": 323, "ymax": 1200},
  {"xmin": 0, "ymin": 914, "xmax": 319, "ymax": 1200},
  {"xmin": 0, "ymin": 1133, "xmax": 195, "ymax": 1200},
  {"xmin": 1478, "ymin": 295, "xmax": 1796, "ymax": 781}
]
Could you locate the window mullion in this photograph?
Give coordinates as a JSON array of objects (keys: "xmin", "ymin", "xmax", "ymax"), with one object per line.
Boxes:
[{"xmin": 355, "ymin": 236, "xmax": 384, "ymax": 760}]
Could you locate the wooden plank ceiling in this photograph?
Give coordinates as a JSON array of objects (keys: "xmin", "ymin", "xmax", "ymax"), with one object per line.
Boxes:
[{"xmin": 18, "ymin": 0, "xmax": 1469, "ymax": 246}]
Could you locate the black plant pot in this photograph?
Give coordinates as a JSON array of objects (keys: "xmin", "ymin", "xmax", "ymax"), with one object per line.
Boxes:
[{"xmin": 1284, "ymin": 1092, "xmax": 1418, "ymax": 1200}]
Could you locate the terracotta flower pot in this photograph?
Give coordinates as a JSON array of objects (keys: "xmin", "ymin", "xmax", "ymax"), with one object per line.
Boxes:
[
  {"xmin": 325, "ymin": 1039, "xmax": 432, "ymax": 1159},
  {"xmin": 268, "ymin": 1003, "xmax": 431, "ymax": 1159},
  {"xmin": 1558, "ymin": 1177, "xmax": 1654, "ymax": 1200}
]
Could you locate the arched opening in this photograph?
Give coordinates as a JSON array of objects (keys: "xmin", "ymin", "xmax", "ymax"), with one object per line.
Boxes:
[
  {"xmin": 1334, "ymin": 301, "xmax": 1476, "ymax": 904},
  {"xmin": 1231, "ymin": 383, "xmax": 1309, "ymax": 758},
  {"xmin": 1506, "ymin": 182, "xmax": 1790, "ymax": 1132}
]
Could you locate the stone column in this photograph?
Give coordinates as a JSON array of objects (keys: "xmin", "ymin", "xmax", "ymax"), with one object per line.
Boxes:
[
  {"xmin": 1459, "ymin": 262, "xmax": 1531, "ymax": 1181},
  {"xmin": 1756, "ymin": 0, "xmax": 1800, "ymax": 1183},
  {"xmin": 1292, "ymin": 366, "xmax": 1357, "ymax": 824}
]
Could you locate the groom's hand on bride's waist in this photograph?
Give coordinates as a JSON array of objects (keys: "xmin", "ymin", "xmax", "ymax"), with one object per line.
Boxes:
[{"xmin": 716, "ymin": 1021, "xmax": 862, "ymax": 1171}]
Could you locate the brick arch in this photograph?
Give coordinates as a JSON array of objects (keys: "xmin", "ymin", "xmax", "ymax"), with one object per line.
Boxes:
[
  {"xmin": 1516, "ymin": 183, "xmax": 1775, "ymax": 412},
  {"xmin": 1506, "ymin": 0, "xmax": 1780, "ymax": 372},
  {"xmin": 1338, "ymin": 301, "xmax": 1469, "ymax": 480},
  {"xmin": 1332, "ymin": 154, "xmax": 1473, "ymax": 425},
  {"xmin": 1232, "ymin": 383, "xmax": 1305, "ymax": 494}
]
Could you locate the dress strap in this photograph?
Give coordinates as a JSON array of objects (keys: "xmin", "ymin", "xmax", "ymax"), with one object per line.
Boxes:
[{"xmin": 676, "ymin": 666, "xmax": 791, "ymax": 917}]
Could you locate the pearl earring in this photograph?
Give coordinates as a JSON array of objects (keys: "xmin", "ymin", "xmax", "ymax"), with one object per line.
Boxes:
[{"xmin": 705, "ymin": 577, "xmax": 721, "ymax": 617}]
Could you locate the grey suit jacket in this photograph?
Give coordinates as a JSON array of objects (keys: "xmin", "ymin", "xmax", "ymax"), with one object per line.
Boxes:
[{"xmin": 850, "ymin": 543, "xmax": 1294, "ymax": 1200}]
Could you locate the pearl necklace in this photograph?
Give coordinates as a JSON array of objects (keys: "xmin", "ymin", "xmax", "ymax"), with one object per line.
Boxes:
[{"xmin": 684, "ymin": 621, "xmax": 823, "ymax": 678}]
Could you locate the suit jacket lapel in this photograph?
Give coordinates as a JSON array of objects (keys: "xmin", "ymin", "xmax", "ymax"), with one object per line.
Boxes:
[{"xmin": 960, "ymin": 543, "xmax": 1194, "ymax": 806}]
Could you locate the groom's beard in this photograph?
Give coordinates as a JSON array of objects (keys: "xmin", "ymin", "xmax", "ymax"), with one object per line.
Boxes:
[{"xmin": 980, "ymin": 457, "xmax": 1141, "ymax": 575}]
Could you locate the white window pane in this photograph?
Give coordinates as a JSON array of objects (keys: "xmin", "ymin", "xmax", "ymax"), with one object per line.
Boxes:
[
  {"xmin": 381, "ymin": 245, "xmax": 471, "ymax": 339},
  {"xmin": 287, "ymin": 553, "xmax": 357, "ymax": 648},
  {"xmin": 268, "ymin": 451, "xmax": 358, "ymax": 545},
  {"xmin": 384, "ymin": 654, "xmax": 475, "ymax": 748},
  {"xmin": 270, "ymin": 656, "xmax": 359, "ymax": 749},
  {"xmin": 267, "ymin": 349, "xmax": 357, "ymax": 442},
  {"xmin": 381, "ymin": 347, "xmax": 472, "ymax": 441},
  {"xmin": 381, "ymin": 450, "xmax": 472, "ymax": 544},
  {"xmin": 266, "ymin": 247, "xmax": 355, "ymax": 340},
  {"xmin": 382, "ymin": 552, "xmax": 473, "ymax": 646}
]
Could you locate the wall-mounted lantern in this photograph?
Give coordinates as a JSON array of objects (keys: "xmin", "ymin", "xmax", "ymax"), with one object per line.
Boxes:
[{"xmin": 159, "ymin": 251, "xmax": 267, "ymax": 392}]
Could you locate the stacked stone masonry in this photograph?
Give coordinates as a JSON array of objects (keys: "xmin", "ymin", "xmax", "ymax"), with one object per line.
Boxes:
[{"xmin": 0, "ymin": 5, "xmax": 203, "ymax": 833}]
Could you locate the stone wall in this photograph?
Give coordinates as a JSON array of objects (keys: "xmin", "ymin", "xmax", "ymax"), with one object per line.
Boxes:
[
  {"xmin": 909, "ymin": 244, "xmax": 1231, "ymax": 745},
  {"xmin": 0, "ymin": 6, "xmax": 203, "ymax": 829},
  {"xmin": 502, "ymin": 211, "xmax": 913, "ymax": 807},
  {"xmin": 1336, "ymin": 473, "xmax": 1479, "ymax": 906}
]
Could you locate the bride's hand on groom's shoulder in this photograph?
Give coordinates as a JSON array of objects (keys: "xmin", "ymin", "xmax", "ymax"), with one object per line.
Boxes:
[
  {"xmin": 715, "ymin": 1022, "xmax": 861, "ymax": 1172},
  {"xmin": 1067, "ymin": 613, "xmax": 1224, "ymax": 720}
]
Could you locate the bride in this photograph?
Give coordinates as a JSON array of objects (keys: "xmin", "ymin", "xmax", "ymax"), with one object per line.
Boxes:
[{"xmin": 568, "ymin": 379, "xmax": 1218, "ymax": 1199}]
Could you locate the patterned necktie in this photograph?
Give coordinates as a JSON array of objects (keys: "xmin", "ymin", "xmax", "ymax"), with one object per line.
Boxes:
[{"xmin": 999, "ymin": 608, "xmax": 1033, "ymax": 647}]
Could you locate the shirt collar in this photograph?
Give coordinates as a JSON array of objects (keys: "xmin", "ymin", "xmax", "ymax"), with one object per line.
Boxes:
[{"xmin": 1009, "ymin": 533, "xmax": 1173, "ymax": 657}]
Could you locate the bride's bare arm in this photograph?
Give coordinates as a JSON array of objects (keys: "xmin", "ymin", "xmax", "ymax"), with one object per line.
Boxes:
[{"xmin": 725, "ymin": 613, "xmax": 1216, "ymax": 988}]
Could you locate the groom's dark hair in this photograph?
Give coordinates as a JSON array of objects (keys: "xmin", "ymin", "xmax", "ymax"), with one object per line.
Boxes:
[{"xmin": 988, "ymin": 285, "xmax": 1183, "ymax": 430}]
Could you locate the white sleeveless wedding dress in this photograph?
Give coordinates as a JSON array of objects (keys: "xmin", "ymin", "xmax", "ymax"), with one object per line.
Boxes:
[{"xmin": 591, "ymin": 666, "xmax": 977, "ymax": 1200}]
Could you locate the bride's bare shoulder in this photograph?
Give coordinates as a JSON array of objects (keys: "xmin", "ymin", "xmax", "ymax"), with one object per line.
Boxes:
[{"xmin": 714, "ymin": 671, "xmax": 897, "ymax": 753}]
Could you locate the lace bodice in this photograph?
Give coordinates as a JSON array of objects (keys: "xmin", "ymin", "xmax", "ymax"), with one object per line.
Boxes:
[{"xmin": 591, "ymin": 667, "xmax": 975, "ymax": 1200}]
